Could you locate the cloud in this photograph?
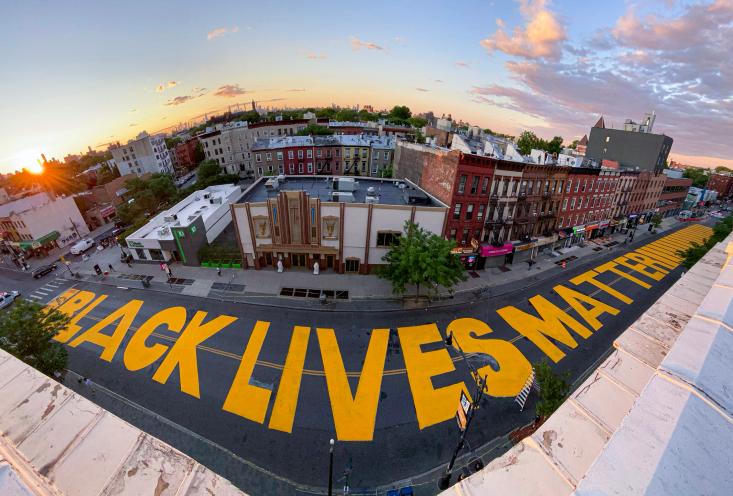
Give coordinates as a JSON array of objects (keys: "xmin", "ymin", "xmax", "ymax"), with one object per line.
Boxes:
[
  {"xmin": 288, "ymin": 88, "xmax": 306, "ymax": 92},
  {"xmin": 480, "ymin": 0, "xmax": 567, "ymax": 60},
  {"xmin": 213, "ymin": 84, "xmax": 248, "ymax": 97},
  {"xmin": 167, "ymin": 81, "xmax": 180, "ymax": 88},
  {"xmin": 129, "ymin": 123, "xmax": 138, "ymax": 127},
  {"xmin": 455, "ymin": 61, "xmax": 470, "ymax": 68},
  {"xmin": 129, "ymin": 109, "xmax": 137, "ymax": 113},
  {"xmin": 305, "ymin": 52, "xmax": 327, "ymax": 60},
  {"xmin": 155, "ymin": 84, "xmax": 165, "ymax": 93},
  {"xmin": 207, "ymin": 26, "xmax": 239, "ymax": 41},
  {"xmin": 350, "ymin": 37, "xmax": 385, "ymax": 51},
  {"xmin": 416, "ymin": 87, "xmax": 429, "ymax": 92},
  {"xmin": 165, "ymin": 95, "xmax": 196, "ymax": 106},
  {"xmin": 435, "ymin": 79, "xmax": 444, "ymax": 83},
  {"xmin": 393, "ymin": 36, "xmax": 407, "ymax": 45}
]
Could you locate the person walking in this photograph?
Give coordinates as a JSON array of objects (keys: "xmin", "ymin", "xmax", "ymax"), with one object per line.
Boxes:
[{"xmin": 108, "ymin": 263, "xmax": 115, "ymax": 272}]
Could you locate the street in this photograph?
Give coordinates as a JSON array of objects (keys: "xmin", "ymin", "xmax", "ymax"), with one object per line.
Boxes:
[{"xmin": 0, "ymin": 223, "xmax": 712, "ymax": 495}]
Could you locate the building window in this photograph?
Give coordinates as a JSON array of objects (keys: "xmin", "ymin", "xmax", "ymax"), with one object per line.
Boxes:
[
  {"xmin": 470, "ymin": 176, "xmax": 479, "ymax": 194},
  {"xmin": 462, "ymin": 229, "xmax": 470, "ymax": 244},
  {"xmin": 288, "ymin": 150, "xmax": 294, "ymax": 159},
  {"xmin": 135, "ymin": 248, "xmax": 147, "ymax": 259},
  {"xmin": 570, "ymin": 198, "xmax": 576, "ymax": 210},
  {"xmin": 307, "ymin": 149, "xmax": 313, "ymax": 159},
  {"xmin": 477, "ymin": 204, "xmax": 485, "ymax": 221},
  {"xmin": 345, "ymin": 258, "xmax": 360, "ymax": 273},
  {"xmin": 481, "ymin": 177, "xmax": 489, "ymax": 194},
  {"xmin": 465, "ymin": 204, "xmax": 474, "ymax": 220},
  {"xmin": 289, "ymin": 164, "xmax": 294, "ymax": 174},
  {"xmin": 458, "ymin": 175, "xmax": 467, "ymax": 194},
  {"xmin": 299, "ymin": 163, "xmax": 304, "ymax": 173},
  {"xmin": 376, "ymin": 231, "xmax": 401, "ymax": 247},
  {"xmin": 256, "ymin": 154, "xmax": 262, "ymax": 162},
  {"xmin": 562, "ymin": 198, "xmax": 568, "ymax": 211},
  {"xmin": 149, "ymin": 249, "xmax": 164, "ymax": 261},
  {"xmin": 307, "ymin": 163, "xmax": 313, "ymax": 173},
  {"xmin": 277, "ymin": 152, "xmax": 283, "ymax": 160},
  {"xmin": 449, "ymin": 228, "xmax": 457, "ymax": 239},
  {"xmin": 453, "ymin": 203, "xmax": 462, "ymax": 220}
]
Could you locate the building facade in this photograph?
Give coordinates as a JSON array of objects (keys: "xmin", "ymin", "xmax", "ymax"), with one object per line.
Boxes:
[
  {"xmin": 586, "ymin": 120, "xmax": 673, "ymax": 173},
  {"xmin": 110, "ymin": 132, "xmax": 173, "ymax": 177},
  {"xmin": 706, "ymin": 173, "xmax": 733, "ymax": 198},
  {"xmin": 173, "ymin": 138, "xmax": 200, "ymax": 172},
  {"xmin": 231, "ymin": 176, "xmax": 447, "ymax": 274},
  {"xmin": 659, "ymin": 176, "xmax": 693, "ymax": 217}
]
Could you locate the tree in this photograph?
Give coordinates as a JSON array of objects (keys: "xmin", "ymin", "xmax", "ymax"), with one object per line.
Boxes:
[
  {"xmin": 377, "ymin": 221, "xmax": 466, "ymax": 300},
  {"xmin": 651, "ymin": 213, "xmax": 663, "ymax": 229},
  {"xmin": 97, "ymin": 163, "xmax": 120, "ymax": 185},
  {"xmin": 408, "ymin": 117, "xmax": 427, "ymax": 129},
  {"xmin": 197, "ymin": 159, "xmax": 221, "ymax": 183},
  {"xmin": 677, "ymin": 215, "xmax": 733, "ymax": 268},
  {"xmin": 388, "ymin": 105, "xmax": 412, "ymax": 125},
  {"xmin": 682, "ymin": 167, "xmax": 708, "ymax": 188},
  {"xmin": 0, "ymin": 299, "xmax": 70, "ymax": 376},
  {"xmin": 165, "ymin": 137, "xmax": 182, "ymax": 150},
  {"xmin": 534, "ymin": 359, "xmax": 570, "ymax": 418},
  {"xmin": 516, "ymin": 130, "xmax": 542, "ymax": 155},
  {"xmin": 415, "ymin": 129, "xmax": 426, "ymax": 144},
  {"xmin": 296, "ymin": 124, "xmax": 334, "ymax": 136},
  {"xmin": 546, "ymin": 136, "xmax": 564, "ymax": 155}
]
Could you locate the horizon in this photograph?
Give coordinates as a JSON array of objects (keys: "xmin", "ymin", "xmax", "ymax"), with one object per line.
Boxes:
[{"xmin": 2, "ymin": 0, "xmax": 731, "ymax": 173}]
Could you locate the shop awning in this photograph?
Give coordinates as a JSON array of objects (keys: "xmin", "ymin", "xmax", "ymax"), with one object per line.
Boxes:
[
  {"xmin": 479, "ymin": 243, "xmax": 514, "ymax": 257},
  {"xmin": 19, "ymin": 230, "xmax": 60, "ymax": 250}
]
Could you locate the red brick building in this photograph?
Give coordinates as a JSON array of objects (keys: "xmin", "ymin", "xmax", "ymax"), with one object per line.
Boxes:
[
  {"xmin": 173, "ymin": 138, "xmax": 200, "ymax": 171},
  {"xmin": 558, "ymin": 167, "xmax": 602, "ymax": 243},
  {"xmin": 707, "ymin": 173, "xmax": 733, "ymax": 198},
  {"xmin": 659, "ymin": 176, "xmax": 692, "ymax": 217}
]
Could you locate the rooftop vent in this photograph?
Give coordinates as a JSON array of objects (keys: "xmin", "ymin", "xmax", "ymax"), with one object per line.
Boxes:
[{"xmin": 163, "ymin": 213, "xmax": 178, "ymax": 222}]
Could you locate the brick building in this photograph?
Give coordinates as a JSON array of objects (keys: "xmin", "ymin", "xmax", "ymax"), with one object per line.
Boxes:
[
  {"xmin": 659, "ymin": 176, "xmax": 693, "ymax": 217},
  {"xmin": 706, "ymin": 173, "xmax": 733, "ymax": 198},
  {"xmin": 173, "ymin": 138, "xmax": 200, "ymax": 172}
]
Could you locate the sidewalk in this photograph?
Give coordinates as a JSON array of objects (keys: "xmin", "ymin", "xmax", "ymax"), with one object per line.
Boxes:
[{"xmin": 60, "ymin": 216, "xmax": 690, "ymax": 310}]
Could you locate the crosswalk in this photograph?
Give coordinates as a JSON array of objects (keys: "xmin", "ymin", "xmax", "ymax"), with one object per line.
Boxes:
[{"xmin": 26, "ymin": 278, "xmax": 70, "ymax": 303}]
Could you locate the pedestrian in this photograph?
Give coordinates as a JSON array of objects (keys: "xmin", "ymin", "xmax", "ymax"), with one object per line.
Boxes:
[
  {"xmin": 217, "ymin": 265, "xmax": 222, "ymax": 276},
  {"xmin": 108, "ymin": 263, "xmax": 115, "ymax": 272}
]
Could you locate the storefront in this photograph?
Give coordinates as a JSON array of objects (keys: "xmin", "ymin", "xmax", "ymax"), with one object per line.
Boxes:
[
  {"xmin": 478, "ymin": 242, "xmax": 514, "ymax": 269},
  {"xmin": 512, "ymin": 239, "xmax": 537, "ymax": 264},
  {"xmin": 585, "ymin": 223, "xmax": 600, "ymax": 240},
  {"xmin": 608, "ymin": 219, "xmax": 620, "ymax": 234},
  {"xmin": 598, "ymin": 220, "xmax": 610, "ymax": 237},
  {"xmin": 558, "ymin": 229, "xmax": 572, "ymax": 248},
  {"xmin": 452, "ymin": 247, "xmax": 479, "ymax": 270},
  {"xmin": 19, "ymin": 231, "xmax": 60, "ymax": 258},
  {"xmin": 571, "ymin": 225, "xmax": 586, "ymax": 245},
  {"xmin": 535, "ymin": 234, "xmax": 558, "ymax": 255}
]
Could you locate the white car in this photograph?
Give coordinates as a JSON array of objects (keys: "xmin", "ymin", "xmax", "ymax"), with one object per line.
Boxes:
[
  {"xmin": 70, "ymin": 238, "xmax": 95, "ymax": 255},
  {"xmin": 0, "ymin": 291, "xmax": 20, "ymax": 310}
]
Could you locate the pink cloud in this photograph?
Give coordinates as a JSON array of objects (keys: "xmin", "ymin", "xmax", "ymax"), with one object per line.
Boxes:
[
  {"xmin": 213, "ymin": 84, "xmax": 248, "ymax": 98},
  {"xmin": 207, "ymin": 26, "xmax": 239, "ymax": 41},
  {"xmin": 455, "ymin": 61, "xmax": 470, "ymax": 68},
  {"xmin": 481, "ymin": 0, "xmax": 566, "ymax": 60},
  {"xmin": 350, "ymin": 37, "xmax": 385, "ymax": 51}
]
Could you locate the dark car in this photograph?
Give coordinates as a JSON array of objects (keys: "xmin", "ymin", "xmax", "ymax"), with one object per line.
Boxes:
[
  {"xmin": 112, "ymin": 226, "xmax": 129, "ymax": 237},
  {"xmin": 32, "ymin": 263, "xmax": 57, "ymax": 279}
]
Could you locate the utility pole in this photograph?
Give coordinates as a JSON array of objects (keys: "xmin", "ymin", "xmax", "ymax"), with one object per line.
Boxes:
[
  {"xmin": 328, "ymin": 439, "xmax": 335, "ymax": 496},
  {"xmin": 68, "ymin": 217, "xmax": 81, "ymax": 239}
]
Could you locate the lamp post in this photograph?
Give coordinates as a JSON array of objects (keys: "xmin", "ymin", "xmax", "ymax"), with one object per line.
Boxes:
[
  {"xmin": 438, "ymin": 331, "xmax": 489, "ymax": 490},
  {"xmin": 328, "ymin": 438, "xmax": 335, "ymax": 496}
]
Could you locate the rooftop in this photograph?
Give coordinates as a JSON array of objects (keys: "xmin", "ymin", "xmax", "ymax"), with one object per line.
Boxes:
[
  {"xmin": 0, "ymin": 193, "xmax": 52, "ymax": 217},
  {"xmin": 241, "ymin": 175, "xmax": 445, "ymax": 207},
  {"xmin": 251, "ymin": 134, "xmax": 395, "ymax": 151},
  {"xmin": 127, "ymin": 184, "xmax": 241, "ymax": 241}
]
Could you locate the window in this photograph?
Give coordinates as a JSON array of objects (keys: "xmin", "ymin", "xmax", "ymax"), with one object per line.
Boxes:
[
  {"xmin": 465, "ymin": 204, "xmax": 474, "ymax": 220},
  {"xmin": 449, "ymin": 228, "xmax": 457, "ymax": 239},
  {"xmin": 481, "ymin": 177, "xmax": 489, "ymax": 194},
  {"xmin": 299, "ymin": 163, "xmax": 304, "ymax": 173},
  {"xmin": 376, "ymin": 231, "xmax": 401, "ymax": 247},
  {"xmin": 307, "ymin": 163, "xmax": 313, "ymax": 173},
  {"xmin": 453, "ymin": 203, "xmax": 462, "ymax": 219},
  {"xmin": 289, "ymin": 164, "xmax": 294, "ymax": 174},
  {"xmin": 345, "ymin": 149, "xmax": 351, "ymax": 158},
  {"xmin": 288, "ymin": 150, "xmax": 294, "ymax": 159},
  {"xmin": 562, "ymin": 198, "xmax": 568, "ymax": 211},
  {"xmin": 458, "ymin": 175, "xmax": 467, "ymax": 194},
  {"xmin": 317, "ymin": 149, "xmax": 322, "ymax": 158},
  {"xmin": 575, "ymin": 181, "xmax": 580, "ymax": 193},
  {"xmin": 470, "ymin": 176, "xmax": 479, "ymax": 194},
  {"xmin": 149, "ymin": 249, "xmax": 164, "ymax": 261},
  {"xmin": 298, "ymin": 150, "xmax": 303, "ymax": 159},
  {"xmin": 256, "ymin": 153, "xmax": 262, "ymax": 162},
  {"xmin": 570, "ymin": 198, "xmax": 576, "ymax": 210},
  {"xmin": 566, "ymin": 180, "xmax": 572, "ymax": 193},
  {"xmin": 277, "ymin": 152, "xmax": 283, "ymax": 160},
  {"xmin": 477, "ymin": 204, "xmax": 485, "ymax": 221},
  {"xmin": 307, "ymin": 149, "xmax": 313, "ymax": 159},
  {"xmin": 345, "ymin": 258, "xmax": 360, "ymax": 273},
  {"xmin": 462, "ymin": 229, "xmax": 470, "ymax": 244},
  {"xmin": 373, "ymin": 151, "xmax": 380, "ymax": 160},
  {"xmin": 266, "ymin": 153, "xmax": 272, "ymax": 161}
]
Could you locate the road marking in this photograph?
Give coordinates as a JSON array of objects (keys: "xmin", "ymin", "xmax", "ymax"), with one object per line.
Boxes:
[
  {"xmin": 34, "ymin": 290, "xmax": 49, "ymax": 296},
  {"xmin": 28, "ymin": 294, "xmax": 43, "ymax": 300}
]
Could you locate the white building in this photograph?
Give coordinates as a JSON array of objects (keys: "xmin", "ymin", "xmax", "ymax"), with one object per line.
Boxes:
[
  {"xmin": 109, "ymin": 132, "xmax": 173, "ymax": 177},
  {"xmin": 0, "ymin": 193, "xmax": 89, "ymax": 256},
  {"xmin": 125, "ymin": 184, "xmax": 242, "ymax": 266},
  {"xmin": 232, "ymin": 176, "xmax": 447, "ymax": 273}
]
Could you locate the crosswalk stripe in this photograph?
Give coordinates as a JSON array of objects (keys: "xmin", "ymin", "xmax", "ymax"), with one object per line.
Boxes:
[
  {"xmin": 35, "ymin": 290, "xmax": 48, "ymax": 296},
  {"xmin": 28, "ymin": 294, "xmax": 42, "ymax": 300}
]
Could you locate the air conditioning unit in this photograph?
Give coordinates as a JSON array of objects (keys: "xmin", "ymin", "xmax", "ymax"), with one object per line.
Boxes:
[
  {"xmin": 330, "ymin": 191, "xmax": 355, "ymax": 203},
  {"xmin": 210, "ymin": 197, "xmax": 223, "ymax": 204},
  {"xmin": 203, "ymin": 193, "xmax": 211, "ymax": 199},
  {"xmin": 365, "ymin": 195, "xmax": 379, "ymax": 204},
  {"xmin": 163, "ymin": 213, "xmax": 178, "ymax": 222}
]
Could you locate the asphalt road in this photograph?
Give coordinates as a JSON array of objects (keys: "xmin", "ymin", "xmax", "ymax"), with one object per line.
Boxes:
[{"xmin": 0, "ymin": 223, "xmax": 712, "ymax": 495}]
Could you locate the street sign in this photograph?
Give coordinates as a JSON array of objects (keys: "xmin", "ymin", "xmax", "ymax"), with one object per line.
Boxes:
[{"xmin": 455, "ymin": 391, "xmax": 471, "ymax": 431}]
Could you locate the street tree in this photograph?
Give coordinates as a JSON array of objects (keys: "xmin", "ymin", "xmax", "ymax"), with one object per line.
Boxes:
[
  {"xmin": 0, "ymin": 299, "xmax": 70, "ymax": 376},
  {"xmin": 378, "ymin": 221, "xmax": 466, "ymax": 300},
  {"xmin": 651, "ymin": 213, "xmax": 663, "ymax": 229},
  {"xmin": 534, "ymin": 359, "xmax": 570, "ymax": 419},
  {"xmin": 296, "ymin": 124, "xmax": 334, "ymax": 136},
  {"xmin": 682, "ymin": 167, "xmax": 708, "ymax": 188}
]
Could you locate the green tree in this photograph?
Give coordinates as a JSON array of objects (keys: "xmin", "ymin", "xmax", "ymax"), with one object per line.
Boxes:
[
  {"xmin": 377, "ymin": 221, "xmax": 466, "ymax": 300},
  {"xmin": 296, "ymin": 124, "xmax": 334, "ymax": 136},
  {"xmin": 516, "ymin": 130, "xmax": 542, "ymax": 155},
  {"xmin": 0, "ymin": 299, "xmax": 70, "ymax": 376},
  {"xmin": 534, "ymin": 359, "xmax": 570, "ymax": 418},
  {"xmin": 408, "ymin": 117, "xmax": 427, "ymax": 129},
  {"xmin": 165, "ymin": 137, "xmax": 182, "ymax": 150},
  {"xmin": 389, "ymin": 105, "xmax": 412, "ymax": 124},
  {"xmin": 197, "ymin": 159, "xmax": 222, "ymax": 183},
  {"xmin": 335, "ymin": 108, "xmax": 359, "ymax": 121},
  {"xmin": 546, "ymin": 136, "xmax": 564, "ymax": 155},
  {"xmin": 682, "ymin": 167, "xmax": 708, "ymax": 188},
  {"xmin": 316, "ymin": 107, "xmax": 337, "ymax": 119},
  {"xmin": 651, "ymin": 213, "xmax": 663, "ymax": 229},
  {"xmin": 97, "ymin": 163, "xmax": 120, "ymax": 185},
  {"xmin": 677, "ymin": 216, "xmax": 733, "ymax": 268},
  {"xmin": 148, "ymin": 175, "xmax": 177, "ymax": 203},
  {"xmin": 415, "ymin": 129, "xmax": 426, "ymax": 144}
]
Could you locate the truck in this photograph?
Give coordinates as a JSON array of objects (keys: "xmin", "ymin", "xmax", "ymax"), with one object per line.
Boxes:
[{"xmin": 69, "ymin": 238, "xmax": 95, "ymax": 255}]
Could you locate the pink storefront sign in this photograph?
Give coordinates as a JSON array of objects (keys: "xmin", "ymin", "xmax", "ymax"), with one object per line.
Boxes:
[{"xmin": 480, "ymin": 243, "xmax": 514, "ymax": 257}]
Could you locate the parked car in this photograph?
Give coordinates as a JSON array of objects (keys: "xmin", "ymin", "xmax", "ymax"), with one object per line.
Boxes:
[
  {"xmin": 70, "ymin": 238, "xmax": 95, "ymax": 255},
  {"xmin": 32, "ymin": 263, "xmax": 57, "ymax": 279},
  {"xmin": 0, "ymin": 290, "xmax": 20, "ymax": 309},
  {"xmin": 112, "ymin": 226, "xmax": 129, "ymax": 237}
]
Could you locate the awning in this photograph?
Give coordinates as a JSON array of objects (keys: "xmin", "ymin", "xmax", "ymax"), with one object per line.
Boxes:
[
  {"xmin": 479, "ymin": 243, "xmax": 514, "ymax": 257},
  {"xmin": 19, "ymin": 231, "xmax": 59, "ymax": 250},
  {"xmin": 585, "ymin": 223, "xmax": 600, "ymax": 231},
  {"xmin": 536, "ymin": 234, "xmax": 558, "ymax": 246},
  {"xmin": 599, "ymin": 220, "xmax": 610, "ymax": 229}
]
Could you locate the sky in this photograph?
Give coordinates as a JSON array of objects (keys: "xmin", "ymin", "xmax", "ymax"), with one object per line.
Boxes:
[{"xmin": 1, "ymin": 0, "xmax": 732, "ymax": 173}]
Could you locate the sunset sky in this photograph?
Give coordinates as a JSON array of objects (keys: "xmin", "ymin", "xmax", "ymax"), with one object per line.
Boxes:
[{"xmin": 1, "ymin": 0, "xmax": 731, "ymax": 173}]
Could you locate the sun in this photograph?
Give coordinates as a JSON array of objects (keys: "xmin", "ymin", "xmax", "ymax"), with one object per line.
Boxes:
[
  {"xmin": 12, "ymin": 148, "xmax": 45, "ymax": 174},
  {"xmin": 27, "ymin": 161, "xmax": 44, "ymax": 174}
]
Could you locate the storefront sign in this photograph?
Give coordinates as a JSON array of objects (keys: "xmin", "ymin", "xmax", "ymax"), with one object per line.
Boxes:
[
  {"xmin": 585, "ymin": 223, "xmax": 600, "ymax": 231},
  {"xmin": 127, "ymin": 240, "xmax": 144, "ymax": 248},
  {"xmin": 514, "ymin": 242, "xmax": 536, "ymax": 252},
  {"xmin": 479, "ymin": 243, "xmax": 514, "ymax": 257},
  {"xmin": 573, "ymin": 226, "xmax": 585, "ymax": 234},
  {"xmin": 451, "ymin": 247, "xmax": 476, "ymax": 255},
  {"xmin": 100, "ymin": 205, "xmax": 116, "ymax": 217},
  {"xmin": 599, "ymin": 220, "xmax": 610, "ymax": 229}
]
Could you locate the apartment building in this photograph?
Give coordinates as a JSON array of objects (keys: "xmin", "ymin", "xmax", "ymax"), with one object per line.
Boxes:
[
  {"xmin": 659, "ymin": 176, "xmax": 693, "ymax": 217},
  {"xmin": 109, "ymin": 132, "xmax": 173, "ymax": 176},
  {"xmin": 251, "ymin": 135, "xmax": 395, "ymax": 178},
  {"xmin": 173, "ymin": 138, "xmax": 200, "ymax": 171},
  {"xmin": 197, "ymin": 118, "xmax": 328, "ymax": 176},
  {"xmin": 706, "ymin": 172, "xmax": 733, "ymax": 198}
]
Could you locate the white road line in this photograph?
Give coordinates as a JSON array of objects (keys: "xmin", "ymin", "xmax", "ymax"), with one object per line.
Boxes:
[
  {"xmin": 41, "ymin": 286, "xmax": 56, "ymax": 291},
  {"xmin": 34, "ymin": 291, "xmax": 49, "ymax": 296},
  {"xmin": 28, "ymin": 294, "xmax": 43, "ymax": 300}
]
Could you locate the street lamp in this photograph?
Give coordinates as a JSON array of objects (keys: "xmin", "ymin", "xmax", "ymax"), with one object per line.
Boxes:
[{"xmin": 328, "ymin": 438, "xmax": 335, "ymax": 496}]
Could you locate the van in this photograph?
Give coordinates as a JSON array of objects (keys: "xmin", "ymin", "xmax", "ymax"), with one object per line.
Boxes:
[{"xmin": 70, "ymin": 238, "xmax": 95, "ymax": 255}]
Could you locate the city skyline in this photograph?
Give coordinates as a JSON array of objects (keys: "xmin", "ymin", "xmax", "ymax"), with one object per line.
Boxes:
[{"xmin": 2, "ymin": 0, "xmax": 732, "ymax": 173}]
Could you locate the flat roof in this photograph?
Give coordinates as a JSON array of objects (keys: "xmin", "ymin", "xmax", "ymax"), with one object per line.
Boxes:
[
  {"xmin": 127, "ymin": 184, "xmax": 241, "ymax": 241},
  {"xmin": 241, "ymin": 176, "xmax": 445, "ymax": 207}
]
